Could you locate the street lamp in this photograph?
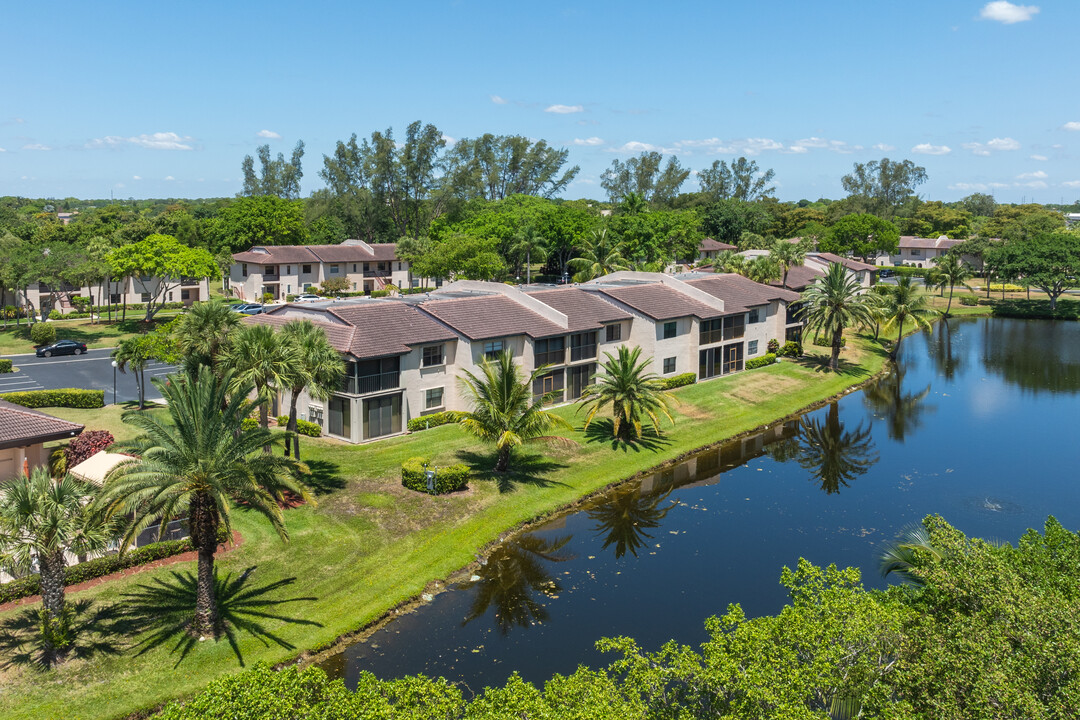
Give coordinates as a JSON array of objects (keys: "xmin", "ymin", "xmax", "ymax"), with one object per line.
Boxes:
[{"xmin": 111, "ymin": 360, "xmax": 118, "ymax": 406}]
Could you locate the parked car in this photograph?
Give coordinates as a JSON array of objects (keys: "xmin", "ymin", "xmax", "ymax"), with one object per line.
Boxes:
[
  {"xmin": 36, "ymin": 339, "xmax": 88, "ymax": 358},
  {"xmin": 878, "ymin": 269, "xmax": 895, "ymax": 278},
  {"xmin": 293, "ymin": 294, "xmax": 325, "ymax": 303},
  {"xmin": 230, "ymin": 303, "xmax": 264, "ymax": 315}
]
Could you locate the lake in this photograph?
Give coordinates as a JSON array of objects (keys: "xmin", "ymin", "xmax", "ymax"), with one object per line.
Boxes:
[{"xmin": 318, "ymin": 317, "xmax": 1080, "ymax": 692}]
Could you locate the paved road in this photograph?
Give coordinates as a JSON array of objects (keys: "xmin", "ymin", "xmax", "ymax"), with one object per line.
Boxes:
[{"xmin": 0, "ymin": 348, "xmax": 177, "ymax": 404}]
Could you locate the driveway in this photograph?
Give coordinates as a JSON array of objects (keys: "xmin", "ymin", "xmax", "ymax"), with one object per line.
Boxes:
[{"xmin": 0, "ymin": 348, "xmax": 177, "ymax": 404}]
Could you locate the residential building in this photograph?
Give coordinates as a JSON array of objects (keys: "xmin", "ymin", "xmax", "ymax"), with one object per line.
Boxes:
[
  {"xmin": 804, "ymin": 253, "xmax": 877, "ymax": 289},
  {"xmin": 697, "ymin": 238, "xmax": 737, "ymax": 264},
  {"xmin": 12, "ymin": 275, "xmax": 211, "ymax": 316},
  {"xmin": 230, "ymin": 239, "xmax": 413, "ymax": 302},
  {"xmin": 880, "ymin": 236, "xmax": 963, "ymax": 268},
  {"xmin": 0, "ymin": 400, "xmax": 83, "ymax": 480}
]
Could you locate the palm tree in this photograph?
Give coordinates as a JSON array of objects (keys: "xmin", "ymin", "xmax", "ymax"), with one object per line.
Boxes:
[
  {"xmin": 172, "ymin": 299, "xmax": 241, "ymax": 372},
  {"xmin": 97, "ymin": 369, "xmax": 309, "ymax": 638},
  {"xmin": 223, "ymin": 323, "xmax": 300, "ymax": 445},
  {"xmin": 569, "ymin": 227, "xmax": 628, "ymax": 282},
  {"xmin": 278, "ymin": 320, "xmax": 346, "ymax": 460},
  {"xmin": 0, "ymin": 470, "xmax": 112, "ymax": 665},
  {"xmin": 745, "ymin": 255, "xmax": 783, "ymax": 284},
  {"xmin": 452, "ymin": 350, "xmax": 573, "ymax": 472},
  {"xmin": 618, "ymin": 191, "xmax": 647, "ymax": 216},
  {"xmin": 580, "ymin": 345, "xmax": 676, "ymax": 440},
  {"xmin": 879, "ymin": 276, "xmax": 939, "ymax": 359},
  {"xmin": 879, "ymin": 525, "xmax": 943, "ymax": 586},
  {"xmin": 509, "ymin": 225, "xmax": 548, "ymax": 285},
  {"xmin": 799, "ymin": 262, "xmax": 875, "ymax": 371},
  {"xmin": 713, "ymin": 249, "xmax": 747, "ymax": 275},
  {"xmin": 769, "ymin": 237, "xmax": 808, "ymax": 290},
  {"xmin": 112, "ymin": 335, "xmax": 155, "ymax": 410},
  {"xmin": 930, "ymin": 253, "xmax": 975, "ymax": 317}
]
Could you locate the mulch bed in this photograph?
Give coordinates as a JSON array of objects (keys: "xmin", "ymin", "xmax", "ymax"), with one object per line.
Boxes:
[{"xmin": 0, "ymin": 530, "xmax": 243, "ymax": 614}]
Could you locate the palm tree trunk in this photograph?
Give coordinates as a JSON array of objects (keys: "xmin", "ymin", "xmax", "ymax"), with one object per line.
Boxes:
[
  {"xmin": 190, "ymin": 493, "xmax": 220, "ymax": 637},
  {"xmin": 286, "ymin": 389, "xmax": 301, "ymax": 460},
  {"xmin": 526, "ymin": 248, "xmax": 531, "ymax": 285},
  {"xmin": 495, "ymin": 445, "xmax": 511, "ymax": 472},
  {"xmin": 38, "ymin": 550, "xmax": 67, "ymax": 664},
  {"xmin": 945, "ymin": 283, "xmax": 954, "ymax": 317},
  {"xmin": 892, "ymin": 316, "xmax": 906, "ymax": 359},
  {"xmin": 258, "ymin": 384, "xmax": 271, "ymax": 454},
  {"xmin": 830, "ymin": 324, "xmax": 843, "ymax": 370}
]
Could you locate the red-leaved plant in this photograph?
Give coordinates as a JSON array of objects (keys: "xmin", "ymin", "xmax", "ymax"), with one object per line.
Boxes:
[{"xmin": 64, "ymin": 430, "xmax": 116, "ymax": 468}]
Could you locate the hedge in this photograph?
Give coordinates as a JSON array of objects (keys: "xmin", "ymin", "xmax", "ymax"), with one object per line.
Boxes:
[
  {"xmin": 407, "ymin": 411, "xmax": 457, "ymax": 432},
  {"xmin": 0, "ymin": 359, "xmax": 11, "ymax": 373},
  {"xmin": 991, "ymin": 299, "xmax": 1080, "ymax": 321},
  {"xmin": 812, "ymin": 334, "xmax": 845, "ymax": 348},
  {"xmin": 275, "ymin": 416, "xmax": 322, "ymax": 437},
  {"xmin": 746, "ymin": 353, "xmax": 777, "ymax": 370},
  {"xmin": 660, "ymin": 372, "xmax": 696, "ymax": 390},
  {"xmin": 0, "ymin": 388, "xmax": 104, "ymax": 409},
  {"xmin": 778, "ymin": 341, "xmax": 802, "ymax": 357},
  {"xmin": 0, "ymin": 528, "xmax": 228, "ymax": 605},
  {"xmin": 958, "ymin": 294, "xmax": 979, "ymax": 306},
  {"xmin": 401, "ymin": 456, "xmax": 469, "ymax": 495},
  {"xmin": 89, "ymin": 302, "xmax": 186, "ymax": 313},
  {"xmin": 885, "ymin": 265, "xmax": 930, "ymax": 278},
  {"xmin": 369, "ymin": 290, "xmax": 391, "ymax": 298}
]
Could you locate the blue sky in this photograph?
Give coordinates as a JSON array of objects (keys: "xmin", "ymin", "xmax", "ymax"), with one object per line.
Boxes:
[{"xmin": 2, "ymin": 0, "xmax": 1077, "ymax": 204}]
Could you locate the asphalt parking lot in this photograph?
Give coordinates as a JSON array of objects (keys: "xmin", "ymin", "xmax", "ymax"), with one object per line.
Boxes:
[{"xmin": 0, "ymin": 348, "xmax": 176, "ymax": 404}]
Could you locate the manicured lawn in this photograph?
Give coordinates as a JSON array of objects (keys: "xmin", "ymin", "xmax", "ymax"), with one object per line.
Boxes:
[
  {"xmin": 0, "ymin": 336, "xmax": 891, "ymax": 720},
  {"xmin": 0, "ymin": 315, "xmax": 180, "ymax": 356}
]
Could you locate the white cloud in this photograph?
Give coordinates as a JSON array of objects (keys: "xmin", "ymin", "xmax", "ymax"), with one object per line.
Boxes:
[
  {"xmin": 89, "ymin": 131, "xmax": 194, "ymax": 150},
  {"xmin": 115, "ymin": 183, "xmax": 125, "ymax": 189},
  {"xmin": 1030, "ymin": 154, "xmax": 1048, "ymax": 161},
  {"xmin": 1017, "ymin": 180, "xmax": 1048, "ymax": 189},
  {"xmin": 573, "ymin": 137, "xmax": 604, "ymax": 146},
  {"xmin": 441, "ymin": 134, "xmax": 456, "ymax": 145},
  {"xmin": 784, "ymin": 145, "xmax": 810, "ymax": 154},
  {"xmin": 0, "ymin": 147, "xmax": 5, "ymax": 152},
  {"xmin": 794, "ymin": 136, "xmax": 830, "ymax": 149},
  {"xmin": 256, "ymin": 129, "xmax": 281, "ymax": 139},
  {"xmin": 1062, "ymin": 121, "xmax": 1080, "ymax": 131},
  {"xmin": 132, "ymin": 175, "xmax": 142, "ymax": 180},
  {"xmin": 1016, "ymin": 170, "xmax": 1048, "ymax": 180},
  {"xmin": 873, "ymin": 143, "xmax": 895, "ymax": 152},
  {"xmin": 911, "ymin": 143, "xmax": 951, "ymax": 155},
  {"xmin": 545, "ymin": 104, "xmax": 584, "ymax": 114},
  {"xmin": 980, "ymin": 1, "xmax": 1039, "ymax": 24},
  {"xmin": 164, "ymin": 175, "xmax": 175, "ymax": 181},
  {"xmin": 22, "ymin": 143, "xmax": 51, "ymax": 151},
  {"xmin": 612, "ymin": 140, "xmax": 662, "ymax": 153},
  {"xmin": 490, "ymin": 95, "xmax": 507, "ymax": 105},
  {"xmin": 964, "ymin": 137, "xmax": 1021, "ymax": 155},
  {"xmin": 949, "ymin": 182, "xmax": 991, "ymax": 191},
  {"xmin": 1061, "ymin": 180, "xmax": 1080, "ymax": 188}
]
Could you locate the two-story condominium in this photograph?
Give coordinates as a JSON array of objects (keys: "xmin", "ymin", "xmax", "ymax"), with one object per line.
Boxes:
[
  {"xmin": 11, "ymin": 274, "xmax": 211, "ymax": 316},
  {"xmin": 230, "ymin": 239, "xmax": 412, "ymax": 301},
  {"xmin": 880, "ymin": 236, "xmax": 964, "ymax": 268},
  {"xmin": 243, "ymin": 271, "xmax": 804, "ymax": 445}
]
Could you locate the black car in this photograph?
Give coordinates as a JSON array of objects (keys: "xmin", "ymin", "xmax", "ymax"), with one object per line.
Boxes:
[{"xmin": 36, "ymin": 339, "xmax": 88, "ymax": 358}]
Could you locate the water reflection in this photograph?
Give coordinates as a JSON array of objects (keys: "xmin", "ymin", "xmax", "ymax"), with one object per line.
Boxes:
[
  {"xmin": 795, "ymin": 403, "xmax": 878, "ymax": 495},
  {"xmin": 926, "ymin": 319, "xmax": 967, "ymax": 381},
  {"xmin": 460, "ymin": 533, "xmax": 573, "ymax": 635},
  {"xmin": 863, "ymin": 364, "xmax": 934, "ymax": 441},
  {"xmin": 587, "ymin": 484, "xmax": 677, "ymax": 558},
  {"xmin": 982, "ymin": 319, "xmax": 1080, "ymax": 394}
]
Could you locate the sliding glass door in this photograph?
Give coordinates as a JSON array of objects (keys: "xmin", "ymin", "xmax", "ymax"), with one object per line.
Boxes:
[{"xmin": 363, "ymin": 393, "xmax": 402, "ymax": 440}]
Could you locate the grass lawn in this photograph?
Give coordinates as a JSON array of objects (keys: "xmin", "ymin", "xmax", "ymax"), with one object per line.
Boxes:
[
  {"xmin": 0, "ymin": 315, "xmax": 181, "ymax": 357},
  {"xmin": 0, "ymin": 336, "xmax": 892, "ymax": 720}
]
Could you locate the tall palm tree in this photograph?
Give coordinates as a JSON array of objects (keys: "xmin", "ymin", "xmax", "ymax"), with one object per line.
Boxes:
[
  {"xmin": 223, "ymin": 323, "xmax": 300, "ymax": 444},
  {"xmin": 0, "ymin": 469, "xmax": 112, "ymax": 665},
  {"xmin": 112, "ymin": 335, "xmax": 155, "ymax": 410},
  {"xmin": 618, "ymin": 191, "xmax": 647, "ymax": 216},
  {"xmin": 278, "ymin": 320, "xmax": 346, "ymax": 460},
  {"xmin": 929, "ymin": 253, "xmax": 975, "ymax": 317},
  {"xmin": 509, "ymin": 225, "xmax": 548, "ymax": 285},
  {"xmin": 713, "ymin": 249, "xmax": 747, "ymax": 275},
  {"xmin": 580, "ymin": 345, "xmax": 676, "ymax": 440},
  {"xmin": 745, "ymin": 255, "xmax": 783, "ymax": 284},
  {"xmin": 770, "ymin": 237, "xmax": 808, "ymax": 289},
  {"xmin": 569, "ymin": 227, "xmax": 628, "ymax": 282},
  {"xmin": 97, "ymin": 370, "xmax": 309, "ymax": 638},
  {"xmin": 452, "ymin": 350, "xmax": 573, "ymax": 472},
  {"xmin": 172, "ymin": 299, "xmax": 241, "ymax": 372},
  {"xmin": 879, "ymin": 276, "xmax": 939, "ymax": 359},
  {"xmin": 799, "ymin": 262, "xmax": 875, "ymax": 371}
]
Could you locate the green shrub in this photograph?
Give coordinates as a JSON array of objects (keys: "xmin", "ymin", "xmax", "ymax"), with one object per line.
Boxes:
[
  {"xmin": 958, "ymin": 294, "xmax": 979, "ymax": 306},
  {"xmin": 401, "ymin": 456, "xmax": 469, "ymax": 495},
  {"xmin": 240, "ymin": 417, "xmax": 259, "ymax": 432},
  {"xmin": 778, "ymin": 340, "xmax": 803, "ymax": 357},
  {"xmin": 275, "ymin": 415, "xmax": 322, "ymax": 437},
  {"xmin": 991, "ymin": 298, "xmax": 1080, "ymax": 321},
  {"xmin": 0, "ymin": 388, "xmax": 104, "ymax": 409},
  {"xmin": 70, "ymin": 296, "xmax": 92, "ymax": 313},
  {"xmin": 285, "ymin": 295, "xmax": 297, "ymax": 303},
  {"xmin": 767, "ymin": 338, "xmax": 780, "ymax": 354},
  {"xmin": 660, "ymin": 372, "xmax": 696, "ymax": 390},
  {"xmin": 812, "ymin": 334, "xmax": 844, "ymax": 348},
  {"xmin": 890, "ymin": 265, "xmax": 929, "ymax": 278},
  {"xmin": 261, "ymin": 292, "xmax": 275, "ymax": 304},
  {"xmin": 30, "ymin": 322, "xmax": 57, "ymax": 346},
  {"xmin": 369, "ymin": 290, "xmax": 391, "ymax": 298},
  {"xmin": 48, "ymin": 309, "xmax": 62, "ymax": 320},
  {"xmin": 407, "ymin": 411, "xmax": 456, "ymax": 432},
  {"xmin": 0, "ymin": 359, "xmax": 11, "ymax": 373},
  {"xmin": 745, "ymin": 353, "xmax": 777, "ymax": 370}
]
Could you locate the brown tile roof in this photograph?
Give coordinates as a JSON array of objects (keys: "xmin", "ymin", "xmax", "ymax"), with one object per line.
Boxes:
[
  {"xmin": 527, "ymin": 288, "xmax": 632, "ymax": 332},
  {"xmin": 0, "ymin": 400, "xmax": 84, "ymax": 450},
  {"xmin": 699, "ymin": 238, "xmax": 737, "ymax": 252},
  {"xmin": 233, "ymin": 242, "xmax": 400, "ymax": 265},
  {"xmin": 811, "ymin": 252, "xmax": 877, "ymax": 272},
  {"xmin": 367, "ymin": 243, "xmax": 399, "ymax": 261},
  {"xmin": 420, "ymin": 295, "xmax": 567, "ymax": 340},
  {"xmin": 769, "ymin": 263, "xmax": 824, "ymax": 292},
  {"xmin": 898, "ymin": 236, "xmax": 963, "ymax": 250},
  {"xmin": 686, "ymin": 274, "xmax": 801, "ymax": 313},
  {"xmin": 598, "ymin": 283, "xmax": 722, "ymax": 321},
  {"xmin": 232, "ymin": 246, "xmax": 319, "ymax": 264}
]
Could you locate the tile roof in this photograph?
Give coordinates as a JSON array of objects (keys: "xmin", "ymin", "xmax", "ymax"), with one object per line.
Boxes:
[
  {"xmin": 768, "ymin": 263, "xmax": 824, "ymax": 292},
  {"xmin": 686, "ymin": 273, "xmax": 801, "ymax": 313},
  {"xmin": 598, "ymin": 283, "xmax": 723, "ymax": 321},
  {"xmin": 0, "ymin": 400, "xmax": 84, "ymax": 450},
  {"xmin": 810, "ymin": 252, "xmax": 877, "ymax": 272},
  {"xmin": 699, "ymin": 238, "xmax": 737, "ymax": 252},
  {"xmin": 232, "ymin": 246, "xmax": 319, "ymax": 264},
  {"xmin": 233, "ymin": 242, "xmax": 400, "ymax": 265},
  {"xmin": 420, "ymin": 295, "xmax": 567, "ymax": 340},
  {"xmin": 526, "ymin": 287, "xmax": 632, "ymax": 332},
  {"xmin": 898, "ymin": 236, "xmax": 963, "ymax": 250}
]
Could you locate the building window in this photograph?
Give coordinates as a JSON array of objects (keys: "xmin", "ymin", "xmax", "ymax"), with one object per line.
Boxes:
[
  {"xmin": 265, "ymin": 265, "xmax": 276, "ymax": 275},
  {"xmin": 568, "ymin": 363, "xmax": 595, "ymax": 400},
  {"xmin": 425, "ymin": 387, "xmax": 444, "ymax": 410},
  {"xmin": 140, "ymin": 292, "xmax": 151, "ymax": 303},
  {"xmin": 241, "ymin": 263, "xmax": 248, "ymax": 276},
  {"xmin": 699, "ymin": 318, "xmax": 724, "ymax": 345},
  {"xmin": 167, "ymin": 291, "xmax": 173, "ymax": 301},
  {"xmin": 422, "ymin": 345, "xmax": 444, "ymax": 367},
  {"xmin": 484, "ymin": 340, "xmax": 503, "ymax": 360},
  {"xmin": 570, "ymin": 331, "xmax": 597, "ymax": 362},
  {"xmin": 605, "ymin": 323, "xmax": 622, "ymax": 343},
  {"xmin": 532, "ymin": 369, "xmax": 565, "ymax": 404},
  {"xmin": 663, "ymin": 357, "xmax": 676, "ymax": 374},
  {"xmin": 286, "ymin": 266, "xmax": 291, "ymax": 274},
  {"xmin": 181, "ymin": 289, "xmax": 190, "ymax": 301},
  {"xmin": 352, "ymin": 264, "xmax": 357, "ymax": 272},
  {"xmin": 110, "ymin": 293, "xmax": 121, "ymax": 304},
  {"xmin": 749, "ymin": 308, "xmax": 761, "ymax": 323},
  {"xmin": 302, "ymin": 264, "xmax": 311, "ymax": 274},
  {"xmin": 723, "ymin": 315, "xmax": 746, "ymax": 340},
  {"xmin": 663, "ymin": 321, "xmax": 677, "ymax": 339},
  {"xmin": 534, "ymin": 337, "xmax": 565, "ymax": 366},
  {"xmin": 748, "ymin": 340, "xmax": 759, "ymax": 355},
  {"xmin": 330, "ymin": 264, "xmax": 340, "ymax": 274}
]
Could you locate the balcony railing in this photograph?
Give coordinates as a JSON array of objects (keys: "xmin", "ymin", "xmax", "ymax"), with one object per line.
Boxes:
[
  {"xmin": 535, "ymin": 350, "xmax": 565, "ymax": 366},
  {"xmin": 263, "ymin": 273, "xmax": 280, "ymax": 281},
  {"xmin": 363, "ymin": 269, "xmax": 390, "ymax": 277},
  {"xmin": 342, "ymin": 371, "xmax": 400, "ymax": 395}
]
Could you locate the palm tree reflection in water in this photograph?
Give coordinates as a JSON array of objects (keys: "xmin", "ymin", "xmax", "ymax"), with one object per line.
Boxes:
[
  {"xmin": 461, "ymin": 534, "xmax": 573, "ymax": 635},
  {"xmin": 587, "ymin": 484, "xmax": 677, "ymax": 559},
  {"xmin": 863, "ymin": 364, "xmax": 934, "ymax": 442},
  {"xmin": 795, "ymin": 403, "xmax": 878, "ymax": 495}
]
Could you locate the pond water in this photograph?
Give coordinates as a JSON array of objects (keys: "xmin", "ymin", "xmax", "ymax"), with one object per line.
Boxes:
[{"xmin": 318, "ymin": 317, "xmax": 1080, "ymax": 692}]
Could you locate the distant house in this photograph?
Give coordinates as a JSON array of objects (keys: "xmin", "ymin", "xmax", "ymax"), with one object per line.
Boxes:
[
  {"xmin": 697, "ymin": 238, "xmax": 737, "ymax": 263},
  {"xmin": 1065, "ymin": 213, "xmax": 1080, "ymax": 228},
  {"xmin": 17, "ymin": 275, "xmax": 212, "ymax": 316},
  {"xmin": 879, "ymin": 236, "xmax": 964, "ymax": 269},
  {"xmin": 230, "ymin": 239, "xmax": 413, "ymax": 301},
  {"xmin": 0, "ymin": 400, "xmax": 83, "ymax": 480}
]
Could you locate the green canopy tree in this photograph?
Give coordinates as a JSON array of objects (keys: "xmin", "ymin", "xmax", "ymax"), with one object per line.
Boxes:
[
  {"xmin": 820, "ymin": 213, "xmax": 900, "ymax": 264},
  {"xmin": 209, "ymin": 196, "xmax": 309, "ymax": 253},
  {"xmin": 241, "ymin": 141, "xmax": 305, "ymax": 199},
  {"xmin": 443, "ymin": 134, "xmax": 580, "ymax": 200},
  {"xmin": 698, "ymin": 156, "xmax": 776, "ymax": 202},
  {"xmin": 108, "ymin": 234, "xmax": 218, "ymax": 321},
  {"xmin": 600, "ymin": 151, "xmax": 690, "ymax": 206},
  {"xmin": 984, "ymin": 232, "xmax": 1080, "ymax": 310}
]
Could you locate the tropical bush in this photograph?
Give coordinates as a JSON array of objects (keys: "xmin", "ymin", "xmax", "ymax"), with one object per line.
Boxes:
[
  {"xmin": 261, "ymin": 292, "xmax": 275, "ymax": 304},
  {"xmin": 70, "ymin": 296, "xmax": 92, "ymax": 313},
  {"xmin": 400, "ymin": 456, "xmax": 470, "ymax": 495},
  {"xmin": 48, "ymin": 309, "xmax": 63, "ymax": 320},
  {"xmin": 407, "ymin": 411, "xmax": 456, "ymax": 432},
  {"xmin": 778, "ymin": 340, "xmax": 803, "ymax": 357},
  {"xmin": 745, "ymin": 353, "xmax": 777, "ymax": 370},
  {"xmin": 285, "ymin": 294, "xmax": 297, "ymax": 303},
  {"xmin": 958, "ymin": 294, "xmax": 979, "ymax": 306},
  {"xmin": 988, "ymin": 283, "xmax": 1025, "ymax": 292},
  {"xmin": 369, "ymin": 289, "xmax": 391, "ymax": 298},
  {"xmin": 812, "ymin": 334, "xmax": 844, "ymax": 348},
  {"xmin": 30, "ymin": 322, "xmax": 57, "ymax": 346},
  {"xmin": 0, "ymin": 359, "xmax": 12, "ymax": 373},
  {"xmin": 240, "ymin": 417, "xmax": 259, "ymax": 432},
  {"xmin": 767, "ymin": 338, "xmax": 780, "ymax": 354},
  {"xmin": 64, "ymin": 430, "xmax": 115, "ymax": 467},
  {"xmin": 659, "ymin": 372, "xmax": 696, "ymax": 390},
  {"xmin": 0, "ymin": 388, "xmax": 104, "ymax": 409},
  {"xmin": 275, "ymin": 416, "xmax": 322, "ymax": 437}
]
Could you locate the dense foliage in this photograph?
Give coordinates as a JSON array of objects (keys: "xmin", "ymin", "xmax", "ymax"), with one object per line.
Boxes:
[
  {"xmin": 400, "ymin": 456, "xmax": 470, "ymax": 495},
  {"xmin": 0, "ymin": 388, "xmax": 104, "ymax": 408},
  {"xmin": 63, "ymin": 430, "xmax": 115, "ymax": 467}
]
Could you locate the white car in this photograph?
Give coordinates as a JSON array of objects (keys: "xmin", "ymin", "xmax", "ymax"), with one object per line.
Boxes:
[{"xmin": 293, "ymin": 293, "xmax": 325, "ymax": 303}]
